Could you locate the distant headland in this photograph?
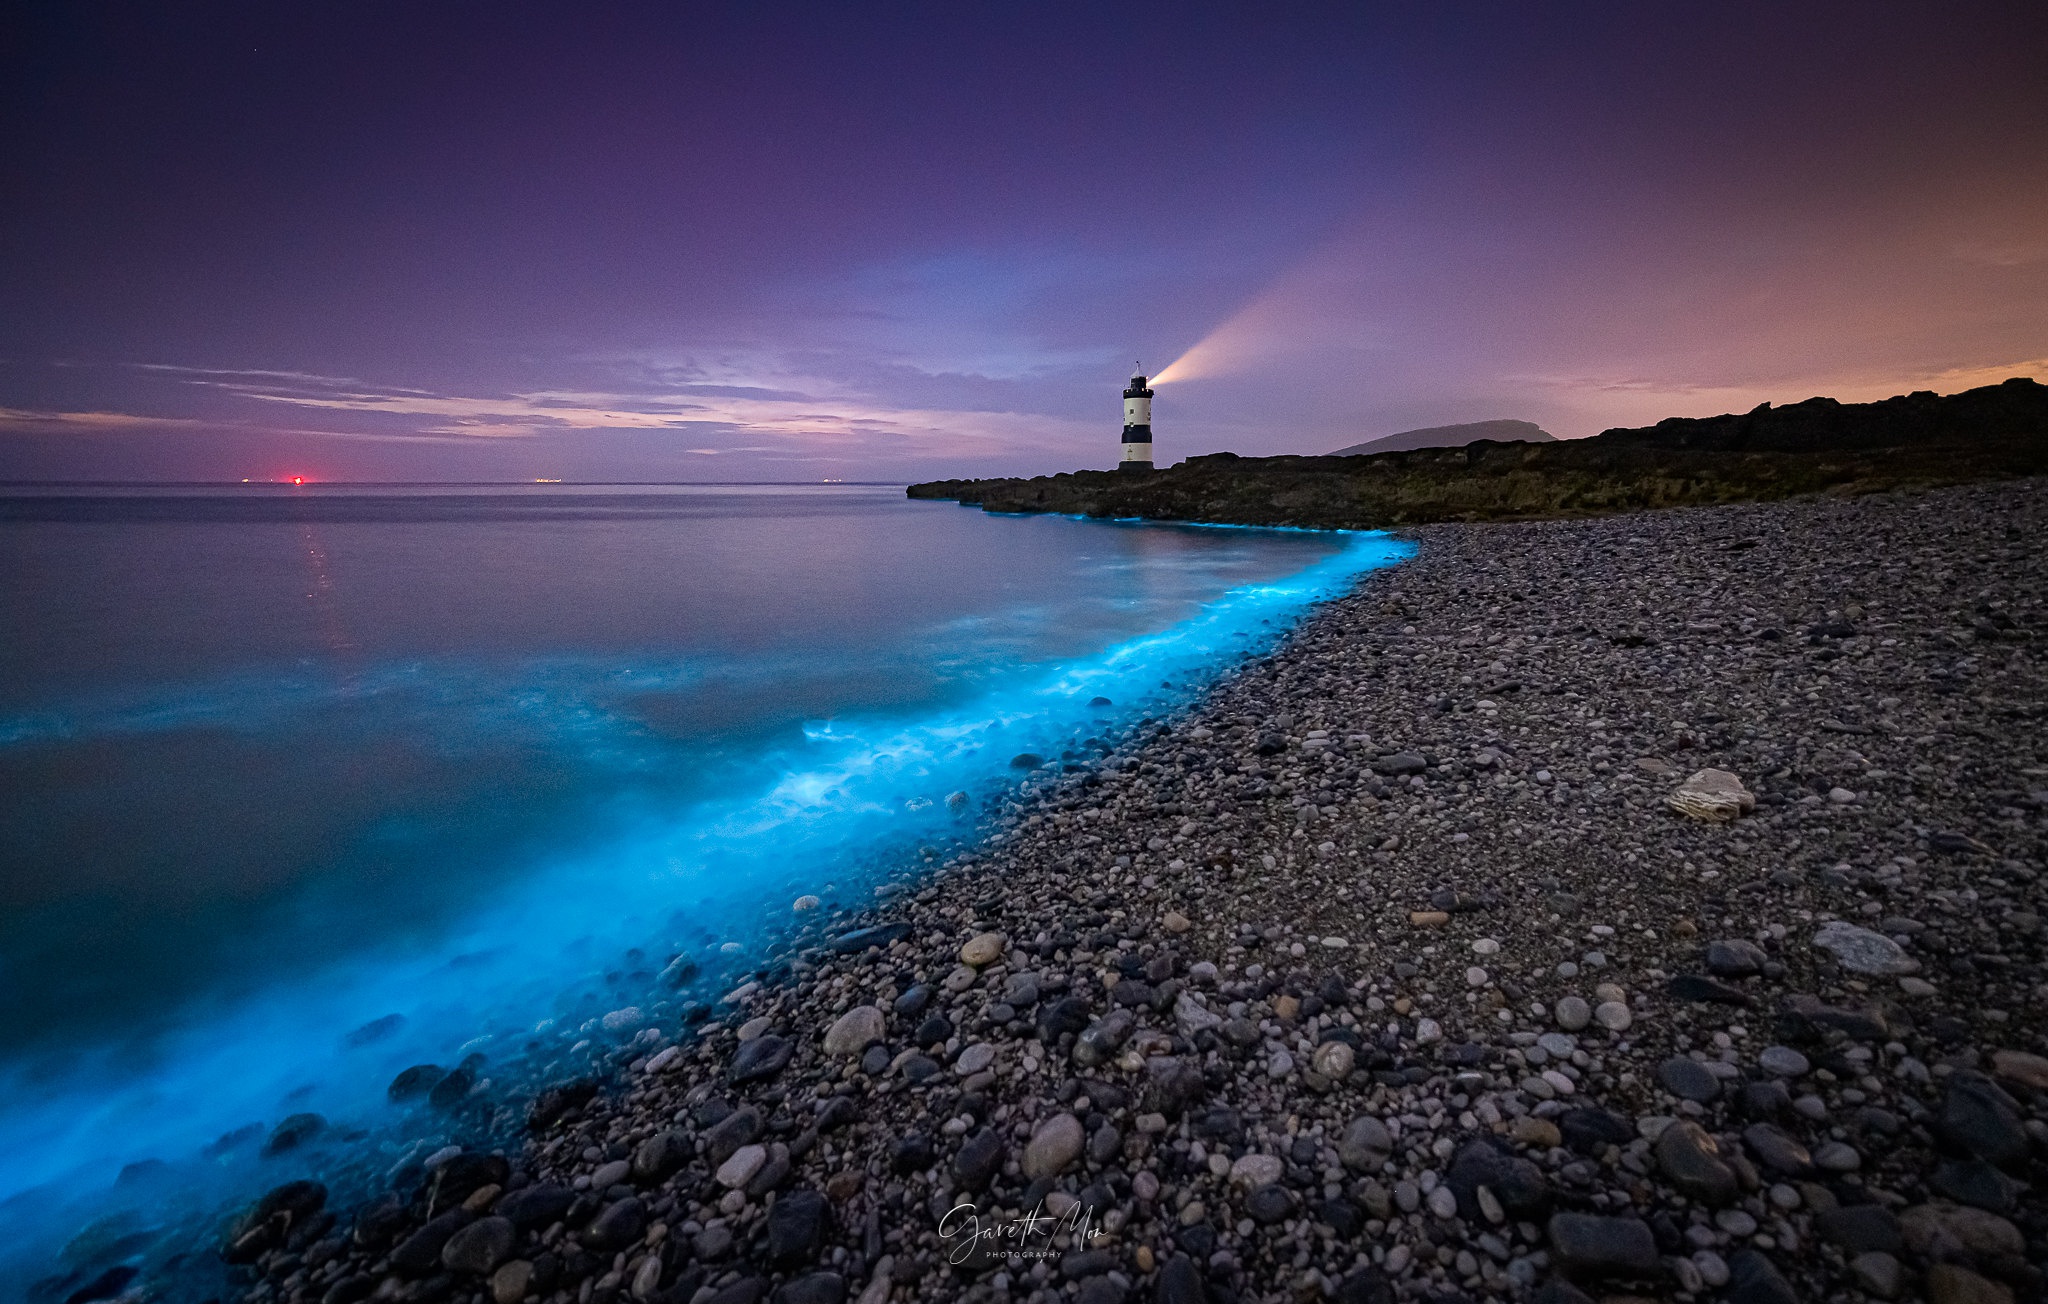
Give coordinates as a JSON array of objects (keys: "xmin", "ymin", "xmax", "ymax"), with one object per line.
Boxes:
[
  {"xmin": 909, "ymin": 378, "xmax": 2048, "ymax": 529},
  {"xmin": 1328, "ymin": 418, "xmax": 1554, "ymax": 457}
]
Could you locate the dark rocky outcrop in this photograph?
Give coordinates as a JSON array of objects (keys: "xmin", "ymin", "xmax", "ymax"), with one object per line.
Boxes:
[{"xmin": 909, "ymin": 378, "xmax": 2048, "ymax": 528}]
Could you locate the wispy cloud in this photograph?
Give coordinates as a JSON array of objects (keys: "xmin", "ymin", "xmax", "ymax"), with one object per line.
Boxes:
[{"xmin": 1, "ymin": 359, "xmax": 1106, "ymax": 463}]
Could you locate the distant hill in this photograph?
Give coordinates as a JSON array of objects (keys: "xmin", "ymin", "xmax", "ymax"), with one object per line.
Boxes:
[
  {"xmin": 1331, "ymin": 419, "xmax": 1554, "ymax": 456},
  {"xmin": 908, "ymin": 377, "xmax": 2048, "ymax": 529}
]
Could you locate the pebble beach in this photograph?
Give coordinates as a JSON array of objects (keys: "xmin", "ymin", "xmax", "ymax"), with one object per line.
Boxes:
[{"xmin": 230, "ymin": 479, "xmax": 2047, "ymax": 1304}]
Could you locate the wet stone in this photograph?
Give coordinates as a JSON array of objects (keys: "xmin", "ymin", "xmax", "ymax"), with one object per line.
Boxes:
[
  {"xmin": 1658, "ymin": 1057, "xmax": 1721, "ymax": 1103},
  {"xmin": 766, "ymin": 1189, "xmax": 829, "ymax": 1265},
  {"xmin": 1705, "ymin": 938, "xmax": 1768, "ymax": 977},
  {"xmin": 441, "ymin": 1216, "xmax": 515, "ymax": 1275},
  {"xmin": 1655, "ymin": 1121, "xmax": 1738, "ymax": 1205},
  {"xmin": 1759, "ymin": 1046, "xmax": 1810, "ymax": 1077},
  {"xmin": 1546, "ymin": 1212, "xmax": 1660, "ymax": 1277},
  {"xmin": 1667, "ymin": 974, "xmax": 1752, "ymax": 1005},
  {"xmin": 1936, "ymin": 1074, "xmax": 2030, "ymax": 1170},
  {"xmin": 1246, "ymin": 1184, "xmax": 1295, "ymax": 1224},
  {"xmin": 730, "ymin": 1035, "xmax": 793, "ymax": 1083},
  {"xmin": 1815, "ymin": 1203, "xmax": 1903, "ymax": 1255},
  {"xmin": 1742, "ymin": 1123, "xmax": 1814, "ymax": 1177}
]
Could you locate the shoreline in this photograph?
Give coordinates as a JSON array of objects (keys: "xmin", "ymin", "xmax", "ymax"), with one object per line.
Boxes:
[{"xmin": 225, "ymin": 480, "xmax": 2044, "ymax": 1304}]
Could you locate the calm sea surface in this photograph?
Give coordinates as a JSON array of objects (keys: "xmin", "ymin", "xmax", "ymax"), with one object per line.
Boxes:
[{"xmin": 0, "ymin": 483, "xmax": 1407, "ymax": 1293}]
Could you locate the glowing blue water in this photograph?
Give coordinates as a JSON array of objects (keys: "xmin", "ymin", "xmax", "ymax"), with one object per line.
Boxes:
[{"xmin": 0, "ymin": 485, "xmax": 1409, "ymax": 1297}]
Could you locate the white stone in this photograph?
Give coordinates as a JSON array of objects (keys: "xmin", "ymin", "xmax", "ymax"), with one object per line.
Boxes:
[
  {"xmin": 715, "ymin": 1144, "xmax": 766, "ymax": 1189},
  {"xmin": 1230, "ymin": 1153, "xmax": 1285, "ymax": 1188}
]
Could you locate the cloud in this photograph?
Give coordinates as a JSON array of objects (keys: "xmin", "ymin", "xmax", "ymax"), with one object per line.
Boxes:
[{"xmin": 41, "ymin": 359, "xmax": 1110, "ymax": 462}]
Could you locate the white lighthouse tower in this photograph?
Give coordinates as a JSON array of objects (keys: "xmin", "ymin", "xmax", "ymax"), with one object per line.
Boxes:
[{"xmin": 1120, "ymin": 366, "xmax": 1154, "ymax": 473}]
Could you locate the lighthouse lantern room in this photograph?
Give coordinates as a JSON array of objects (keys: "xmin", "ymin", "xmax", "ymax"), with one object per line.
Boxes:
[{"xmin": 1120, "ymin": 367, "xmax": 1154, "ymax": 473}]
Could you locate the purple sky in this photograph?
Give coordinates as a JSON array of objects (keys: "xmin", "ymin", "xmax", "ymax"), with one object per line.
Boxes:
[{"xmin": 3, "ymin": 2, "xmax": 2043, "ymax": 482}]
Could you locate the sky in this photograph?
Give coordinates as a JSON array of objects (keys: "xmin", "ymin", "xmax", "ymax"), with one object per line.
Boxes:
[{"xmin": 2, "ymin": 1, "xmax": 2044, "ymax": 483}]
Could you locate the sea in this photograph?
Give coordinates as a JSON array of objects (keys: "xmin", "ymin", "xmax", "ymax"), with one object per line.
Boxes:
[{"xmin": 0, "ymin": 482, "xmax": 1409, "ymax": 1297}]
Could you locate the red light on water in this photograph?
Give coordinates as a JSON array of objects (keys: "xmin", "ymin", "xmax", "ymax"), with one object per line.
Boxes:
[{"xmin": 292, "ymin": 476, "xmax": 305, "ymax": 485}]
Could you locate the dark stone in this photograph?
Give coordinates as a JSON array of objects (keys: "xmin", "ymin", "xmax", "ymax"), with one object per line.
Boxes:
[
  {"xmin": 703, "ymin": 1278, "xmax": 770, "ymax": 1304},
  {"xmin": 1656, "ymin": 1057, "xmax": 1721, "ymax": 1103},
  {"xmin": 891, "ymin": 1134, "xmax": 934, "ymax": 1174},
  {"xmin": 766, "ymin": 1190, "xmax": 829, "ymax": 1265},
  {"xmin": 815, "ymin": 1094, "xmax": 859, "ymax": 1132},
  {"xmin": 528, "ymin": 1078, "xmax": 599, "ymax": 1129},
  {"xmin": 1666, "ymin": 974, "xmax": 1752, "ymax": 1005},
  {"xmin": 1317, "ymin": 1198, "xmax": 1364, "ymax": 1237},
  {"xmin": 1931, "ymin": 1159, "xmax": 2025, "ymax": 1214},
  {"xmin": 1780, "ymin": 994, "xmax": 1889, "ymax": 1041},
  {"xmin": 1062, "ymin": 1248, "xmax": 1116, "ymax": 1279},
  {"xmin": 263, "ymin": 1112, "xmax": 326, "ymax": 1156},
  {"xmin": 1372, "ymin": 752, "xmax": 1427, "ymax": 776},
  {"xmin": 387, "ymin": 1064, "xmax": 447, "ymax": 1103},
  {"xmin": 1936, "ymin": 1073, "xmax": 2030, "ymax": 1170},
  {"xmin": 953, "ymin": 1128, "xmax": 1004, "ymax": 1192},
  {"xmin": 830, "ymin": 923, "xmax": 912, "ymax": 953},
  {"xmin": 1654, "ymin": 1121, "xmax": 1737, "ymax": 1205},
  {"xmin": 1332, "ymin": 1267, "xmax": 1393, "ymax": 1304},
  {"xmin": 1739, "ymin": 1080, "xmax": 1794, "ymax": 1121},
  {"xmin": 1741, "ymin": 1124, "xmax": 1814, "ymax": 1177},
  {"xmin": 707, "ymin": 1107, "xmax": 763, "ymax": 1163},
  {"xmin": 1037, "ymin": 996, "xmax": 1093, "ymax": 1041},
  {"xmin": 730, "ymin": 1035, "xmax": 794, "ymax": 1083},
  {"xmin": 317, "ymin": 1274, "xmax": 376, "ymax": 1304},
  {"xmin": 440, "ymin": 1215, "xmax": 514, "ymax": 1274},
  {"xmin": 1445, "ymin": 1139, "xmax": 1551, "ymax": 1220},
  {"xmin": 1156, "ymin": 1253, "xmax": 1208, "ymax": 1304},
  {"xmin": 351, "ymin": 1194, "xmax": 408, "ymax": 1250},
  {"xmin": 893, "ymin": 984, "xmax": 932, "ymax": 1016},
  {"xmin": 1174, "ymin": 1221, "xmax": 1216, "ymax": 1258},
  {"xmin": 859, "ymin": 1045, "xmax": 891, "ymax": 1076},
  {"xmin": 585, "ymin": 1197, "xmax": 646, "ymax": 1252},
  {"xmin": 1546, "ymin": 1213, "xmax": 1659, "ymax": 1278},
  {"xmin": 772, "ymin": 1273, "xmax": 845, "ymax": 1304},
  {"xmin": 633, "ymin": 1130, "xmax": 684, "ymax": 1182},
  {"xmin": 433, "ymin": 1152, "xmax": 510, "ymax": 1205},
  {"xmin": 901, "ymin": 1054, "xmax": 942, "ymax": 1083},
  {"xmin": 1726, "ymin": 1249, "xmax": 1799, "ymax": 1304},
  {"xmin": 1144, "ymin": 1057, "xmax": 1207, "ymax": 1118},
  {"xmin": 1813, "ymin": 1204, "xmax": 1902, "ymax": 1255},
  {"xmin": 497, "ymin": 1182, "xmax": 574, "ymax": 1230},
  {"xmin": 223, "ymin": 1178, "xmax": 331, "ymax": 1263},
  {"xmin": 1528, "ymin": 1281, "xmax": 1596, "ymax": 1304},
  {"xmin": 1705, "ymin": 939, "xmax": 1767, "ymax": 978},
  {"xmin": 389, "ymin": 1210, "xmax": 476, "ymax": 1276},
  {"xmin": 914, "ymin": 1014, "xmax": 954, "ymax": 1048},
  {"xmin": 428, "ymin": 1062, "xmax": 477, "ymax": 1110},
  {"xmin": 1074, "ymin": 1277, "xmax": 1126, "ymax": 1304},
  {"xmin": 1558, "ymin": 1108, "xmax": 1634, "ymax": 1154},
  {"xmin": 1245, "ymin": 1185, "xmax": 1294, "ymax": 1224}
]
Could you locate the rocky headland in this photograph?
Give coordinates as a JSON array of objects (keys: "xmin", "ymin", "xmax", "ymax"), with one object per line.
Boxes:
[
  {"xmin": 218, "ymin": 478, "xmax": 2045, "ymax": 1304},
  {"xmin": 907, "ymin": 378, "xmax": 2048, "ymax": 529}
]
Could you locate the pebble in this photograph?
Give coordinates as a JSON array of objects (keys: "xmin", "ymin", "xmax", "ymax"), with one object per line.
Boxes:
[
  {"xmin": 716, "ymin": 1145, "xmax": 767, "ymax": 1189},
  {"xmin": 821, "ymin": 1006, "xmax": 884, "ymax": 1057},
  {"xmin": 1758, "ymin": 1045, "xmax": 1810, "ymax": 1077},
  {"xmin": 1554, "ymin": 996, "xmax": 1591, "ymax": 1031},
  {"xmin": 1813, "ymin": 921, "xmax": 1920, "ymax": 976},
  {"xmin": 1593, "ymin": 1000, "xmax": 1633, "ymax": 1031},
  {"xmin": 1022, "ymin": 1113, "xmax": 1085, "ymax": 1180},
  {"xmin": 958, "ymin": 931, "xmax": 1006, "ymax": 966}
]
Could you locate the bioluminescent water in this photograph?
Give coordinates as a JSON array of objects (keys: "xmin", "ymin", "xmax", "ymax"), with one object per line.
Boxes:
[{"xmin": 0, "ymin": 483, "xmax": 1410, "ymax": 1297}]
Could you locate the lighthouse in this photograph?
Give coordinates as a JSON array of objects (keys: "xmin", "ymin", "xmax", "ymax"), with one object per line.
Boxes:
[{"xmin": 1120, "ymin": 366, "xmax": 1155, "ymax": 473}]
